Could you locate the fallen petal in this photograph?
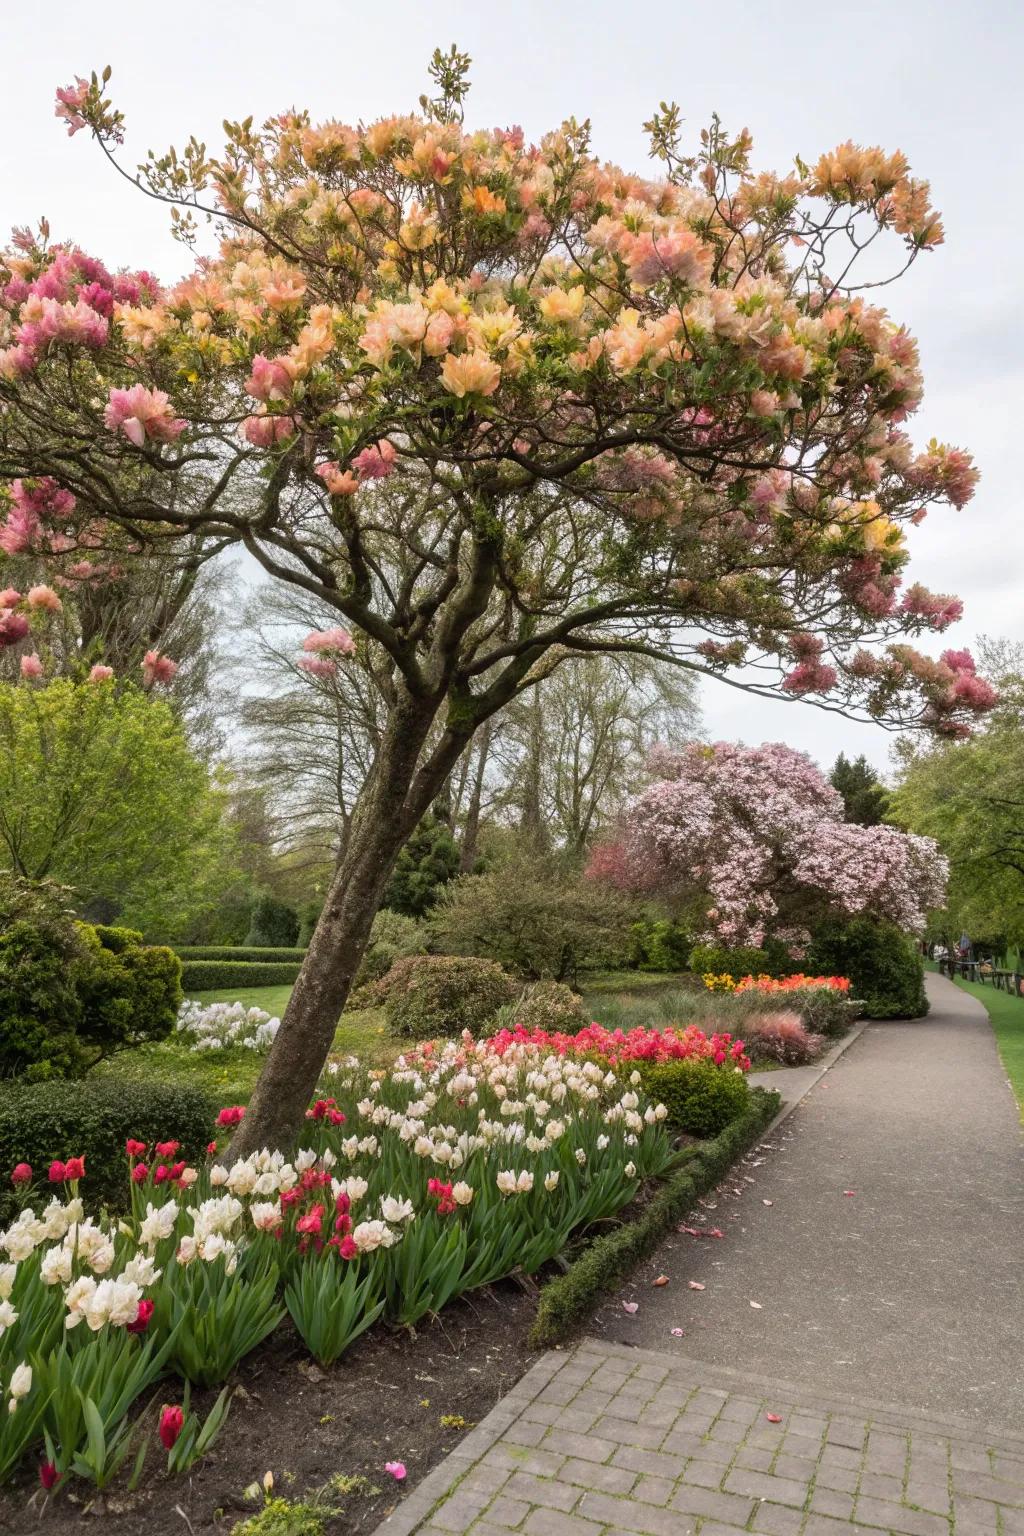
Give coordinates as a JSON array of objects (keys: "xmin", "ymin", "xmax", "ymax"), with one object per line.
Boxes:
[
  {"xmin": 709, "ymin": 1228, "xmax": 724, "ymax": 1239},
  {"xmin": 688, "ymin": 1281, "xmax": 705, "ymax": 1291},
  {"xmin": 653, "ymin": 1275, "xmax": 669, "ymax": 1287},
  {"xmin": 622, "ymin": 1300, "xmax": 639, "ymax": 1314},
  {"xmin": 762, "ymin": 1199, "xmax": 774, "ymax": 1207},
  {"xmin": 765, "ymin": 1412, "xmax": 782, "ymax": 1423},
  {"xmin": 843, "ymin": 1190, "xmax": 856, "ymax": 1197},
  {"xmin": 750, "ymin": 1300, "xmax": 762, "ymax": 1309},
  {"xmin": 670, "ymin": 1327, "xmax": 685, "ymax": 1337}
]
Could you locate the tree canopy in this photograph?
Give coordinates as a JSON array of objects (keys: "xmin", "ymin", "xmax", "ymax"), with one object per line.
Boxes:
[{"xmin": 829, "ymin": 752, "xmax": 891, "ymax": 826}]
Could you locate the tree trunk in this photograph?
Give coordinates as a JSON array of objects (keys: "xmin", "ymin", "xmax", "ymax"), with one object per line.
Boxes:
[
  {"xmin": 459, "ymin": 721, "xmax": 492, "ymax": 873},
  {"xmin": 230, "ymin": 695, "xmax": 441, "ymax": 1156}
]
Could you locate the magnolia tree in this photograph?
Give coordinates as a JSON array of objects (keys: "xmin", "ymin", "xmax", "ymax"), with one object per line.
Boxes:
[
  {"xmin": 588, "ymin": 741, "xmax": 948, "ymax": 948},
  {"xmin": 0, "ymin": 51, "xmax": 991, "ymax": 1150}
]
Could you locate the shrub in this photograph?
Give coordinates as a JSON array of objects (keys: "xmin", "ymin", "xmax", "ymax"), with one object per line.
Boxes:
[
  {"xmin": 511, "ymin": 981, "xmax": 590, "ymax": 1033},
  {"xmin": 0, "ymin": 1077, "xmax": 214, "ymax": 1223},
  {"xmin": 180, "ymin": 959, "xmax": 303, "ymax": 992},
  {"xmin": 175, "ymin": 946, "xmax": 307, "ymax": 963},
  {"xmin": 431, "ymin": 855, "xmax": 632, "ymax": 982},
  {"xmin": 384, "ymin": 814, "xmax": 461, "ymax": 917},
  {"xmin": 354, "ymin": 909, "xmax": 428, "ymax": 986},
  {"xmin": 630, "ymin": 1058, "xmax": 750, "ymax": 1137},
  {"xmin": 245, "ymin": 893, "xmax": 300, "ymax": 948},
  {"xmin": 743, "ymin": 1011, "xmax": 824, "ymax": 1065},
  {"xmin": 776, "ymin": 986, "xmax": 858, "ymax": 1037},
  {"xmin": 0, "ymin": 877, "xmax": 182, "ymax": 1080},
  {"xmin": 627, "ymin": 919, "xmax": 692, "ymax": 972},
  {"xmin": 690, "ymin": 944, "xmax": 774, "ymax": 983},
  {"xmin": 384, "ymin": 955, "xmax": 515, "ymax": 1039},
  {"xmin": 807, "ymin": 918, "xmax": 927, "ymax": 1019}
]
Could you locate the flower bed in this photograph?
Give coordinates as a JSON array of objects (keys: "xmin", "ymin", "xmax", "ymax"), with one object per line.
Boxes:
[
  {"xmin": 702, "ymin": 972, "xmax": 850, "ymax": 994},
  {"xmin": 486, "ymin": 1021, "xmax": 751, "ymax": 1071},
  {"xmin": 0, "ymin": 1035, "xmax": 671, "ymax": 1496},
  {"xmin": 175, "ymin": 999, "xmax": 281, "ymax": 1052}
]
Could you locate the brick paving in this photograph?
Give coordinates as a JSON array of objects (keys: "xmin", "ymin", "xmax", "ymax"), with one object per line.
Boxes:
[{"xmin": 377, "ymin": 1342, "xmax": 1024, "ymax": 1535}]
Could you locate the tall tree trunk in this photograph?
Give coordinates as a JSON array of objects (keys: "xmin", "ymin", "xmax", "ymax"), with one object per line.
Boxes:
[
  {"xmin": 459, "ymin": 721, "xmax": 492, "ymax": 873},
  {"xmin": 231, "ymin": 695, "xmax": 442, "ymax": 1156},
  {"xmin": 519, "ymin": 696, "xmax": 549, "ymax": 854}
]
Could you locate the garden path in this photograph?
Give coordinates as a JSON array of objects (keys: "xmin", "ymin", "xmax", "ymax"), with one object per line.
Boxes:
[{"xmin": 377, "ymin": 973, "xmax": 1024, "ymax": 1535}]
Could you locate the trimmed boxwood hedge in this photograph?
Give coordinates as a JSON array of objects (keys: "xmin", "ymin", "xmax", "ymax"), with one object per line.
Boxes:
[
  {"xmin": 0, "ymin": 1078, "xmax": 215, "ymax": 1224},
  {"xmin": 180, "ymin": 959, "xmax": 303, "ymax": 992},
  {"xmin": 530, "ymin": 1087, "xmax": 780, "ymax": 1346},
  {"xmin": 175, "ymin": 946, "xmax": 307, "ymax": 964}
]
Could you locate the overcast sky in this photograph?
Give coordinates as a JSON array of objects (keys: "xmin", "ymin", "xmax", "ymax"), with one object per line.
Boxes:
[{"xmin": 3, "ymin": 0, "xmax": 1020, "ymax": 775}]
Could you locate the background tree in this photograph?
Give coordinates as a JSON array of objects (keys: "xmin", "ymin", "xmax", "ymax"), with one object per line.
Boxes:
[
  {"xmin": 0, "ymin": 678, "xmax": 235, "ymax": 934},
  {"xmin": 382, "ymin": 813, "xmax": 460, "ymax": 916},
  {"xmin": 590, "ymin": 741, "xmax": 947, "ymax": 948},
  {"xmin": 829, "ymin": 752, "xmax": 891, "ymax": 827},
  {"xmin": 892, "ymin": 641, "xmax": 1024, "ymax": 950},
  {"xmin": 0, "ymin": 57, "xmax": 991, "ymax": 1149}
]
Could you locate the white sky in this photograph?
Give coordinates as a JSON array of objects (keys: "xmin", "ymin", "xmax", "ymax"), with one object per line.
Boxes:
[{"xmin": 3, "ymin": 0, "xmax": 1021, "ymax": 775}]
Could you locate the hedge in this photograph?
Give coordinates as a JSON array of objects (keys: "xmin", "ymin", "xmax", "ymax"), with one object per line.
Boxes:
[
  {"xmin": 180, "ymin": 959, "xmax": 303, "ymax": 992},
  {"xmin": 175, "ymin": 946, "xmax": 307, "ymax": 963},
  {"xmin": 0, "ymin": 1078, "xmax": 215, "ymax": 1224},
  {"xmin": 530, "ymin": 1087, "xmax": 780, "ymax": 1347}
]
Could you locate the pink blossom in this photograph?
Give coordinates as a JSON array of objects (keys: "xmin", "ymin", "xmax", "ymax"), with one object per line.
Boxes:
[
  {"xmin": 352, "ymin": 439, "xmax": 398, "ymax": 480},
  {"xmin": 0, "ymin": 612, "xmax": 30, "ymax": 648},
  {"xmin": 384, "ymin": 1462, "xmax": 407, "ymax": 1481},
  {"xmin": 54, "ymin": 77, "xmax": 89, "ymax": 135},
  {"xmin": 0, "ymin": 588, "xmax": 20, "ymax": 609},
  {"xmin": 104, "ymin": 385, "xmax": 186, "ymax": 447},
  {"xmin": 297, "ymin": 654, "xmax": 338, "ymax": 679},
  {"xmin": 242, "ymin": 413, "xmax": 295, "ymax": 446},
  {"xmin": 141, "ymin": 650, "xmax": 178, "ymax": 687},
  {"xmin": 302, "ymin": 626, "xmax": 355, "ymax": 657},
  {"xmin": 88, "ymin": 663, "xmax": 114, "ymax": 682},
  {"xmin": 316, "ymin": 462, "xmax": 359, "ymax": 496},
  {"xmin": 27, "ymin": 584, "xmax": 62, "ymax": 612},
  {"xmin": 20, "ymin": 653, "xmax": 44, "ymax": 679},
  {"xmin": 245, "ymin": 353, "xmax": 294, "ymax": 403}
]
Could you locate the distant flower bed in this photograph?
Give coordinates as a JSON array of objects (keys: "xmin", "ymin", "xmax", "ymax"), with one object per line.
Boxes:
[
  {"xmin": 703, "ymin": 972, "xmax": 850, "ymax": 995},
  {"xmin": 0, "ymin": 1035, "xmax": 671, "ymax": 1493},
  {"xmin": 486, "ymin": 1022, "xmax": 750, "ymax": 1072},
  {"xmin": 175, "ymin": 1000, "xmax": 280, "ymax": 1052}
]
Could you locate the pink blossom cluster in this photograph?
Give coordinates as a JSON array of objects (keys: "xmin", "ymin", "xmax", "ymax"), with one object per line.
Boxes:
[
  {"xmin": 589, "ymin": 740, "xmax": 948, "ymax": 946},
  {"xmin": 296, "ymin": 624, "xmax": 356, "ymax": 679},
  {"xmin": 0, "ymin": 244, "xmax": 157, "ymax": 379}
]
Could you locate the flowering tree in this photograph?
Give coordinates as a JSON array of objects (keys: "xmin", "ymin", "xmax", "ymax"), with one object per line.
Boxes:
[
  {"xmin": 588, "ymin": 741, "xmax": 948, "ymax": 948},
  {"xmin": 0, "ymin": 51, "xmax": 989, "ymax": 1149}
]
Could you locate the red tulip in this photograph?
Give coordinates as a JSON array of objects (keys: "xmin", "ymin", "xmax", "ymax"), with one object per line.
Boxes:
[
  {"xmin": 47, "ymin": 1160, "xmax": 67, "ymax": 1183},
  {"xmin": 64, "ymin": 1156, "xmax": 85, "ymax": 1181},
  {"xmin": 127, "ymin": 1299, "xmax": 154, "ymax": 1334},
  {"xmin": 131, "ymin": 1163, "xmax": 149, "ymax": 1184},
  {"xmin": 154, "ymin": 1141, "xmax": 180, "ymax": 1158},
  {"xmin": 159, "ymin": 1404, "xmax": 184, "ymax": 1449},
  {"xmin": 125, "ymin": 1139, "xmax": 147, "ymax": 1158},
  {"xmin": 39, "ymin": 1462, "xmax": 60, "ymax": 1491},
  {"xmin": 10, "ymin": 1163, "xmax": 32, "ymax": 1186}
]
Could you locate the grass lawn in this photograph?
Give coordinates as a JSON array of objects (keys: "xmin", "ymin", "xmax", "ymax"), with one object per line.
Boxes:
[{"xmin": 947, "ymin": 974, "xmax": 1024, "ymax": 1118}]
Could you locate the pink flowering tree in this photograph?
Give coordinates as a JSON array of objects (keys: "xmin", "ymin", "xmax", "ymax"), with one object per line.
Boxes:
[
  {"xmin": 588, "ymin": 741, "xmax": 948, "ymax": 949},
  {"xmin": 0, "ymin": 53, "xmax": 989, "ymax": 1150}
]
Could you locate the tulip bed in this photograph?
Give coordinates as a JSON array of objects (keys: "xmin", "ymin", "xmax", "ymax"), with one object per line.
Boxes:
[{"xmin": 0, "ymin": 1032, "xmax": 676, "ymax": 1498}]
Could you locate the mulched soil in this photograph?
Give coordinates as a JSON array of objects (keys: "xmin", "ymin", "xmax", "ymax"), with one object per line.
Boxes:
[{"xmin": 0, "ymin": 1283, "xmax": 538, "ymax": 1535}]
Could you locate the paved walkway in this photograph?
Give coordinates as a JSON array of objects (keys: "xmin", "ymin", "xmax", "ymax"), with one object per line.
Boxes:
[{"xmin": 377, "ymin": 974, "xmax": 1024, "ymax": 1535}]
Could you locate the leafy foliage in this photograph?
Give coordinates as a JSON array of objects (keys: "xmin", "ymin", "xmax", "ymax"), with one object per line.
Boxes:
[
  {"xmin": 630, "ymin": 1058, "xmax": 751, "ymax": 1137},
  {"xmin": 382, "ymin": 815, "xmax": 460, "ymax": 917},
  {"xmin": 808, "ymin": 918, "xmax": 927, "ymax": 1019},
  {"xmin": 245, "ymin": 893, "xmax": 300, "ymax": 948},
  {"xmin": 830, "ymin": 753, "xmax": 891, "ymax": 826},
  {"xmin": 180, "ymin": 959, "xmax": 303, "ymax": 992},
  {"xmin": 508, "ymin": 981, "xmax": 590, "ymax": 1034},
  {"xmin": 354, "ymin": 909, "xmax": 428, "ymax": 986},
  {"xmin": 383, "ymin": 955, "xmax": 515, "ymax": 1039},
  {"xmin": 627, "ymin": 918, "xmax": 693, "ymax": 973},
  {"xmin": 175, "ymin": 946, "xmax": 307, "ymax": 963},
  {"xmin": 432, "ymin": 855, "xmax": 632, "ymax": 982},
  {"xmin": 690, "ymin": 943, "xmax": 792, "ymax": 982}
]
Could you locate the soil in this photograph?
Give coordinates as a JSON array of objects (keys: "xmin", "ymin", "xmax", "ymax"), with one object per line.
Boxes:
[{"xmin": 0, "ymin": 1283, "xmax": 538, "ymax": 1535}]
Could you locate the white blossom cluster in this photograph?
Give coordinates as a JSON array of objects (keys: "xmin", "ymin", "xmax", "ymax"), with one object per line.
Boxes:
[{"xmin": 175, "ymin": 999, "xmax": 280, "ymax": 1052}]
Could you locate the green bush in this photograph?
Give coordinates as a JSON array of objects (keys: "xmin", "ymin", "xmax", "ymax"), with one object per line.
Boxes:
[
  {"xmin": 628, "ymin": 919, "xmax": 692, "ymax": 972},
  {"xmin": 245, "ymin": 893, "xmax": 300, "ymax": 948},
  {"xmin": 782, "ymin": 986, "xmax": 860, "ymax": 1037},
  {"xmin": 175, "ymin": 946, "xmax": 307, "ymax": 963},
  {"xmin": 0, "ymin": 877, "xmax": 182, "ymax": 1080},
  {"xmin": 384, "ymin": 814, "xmax": 461, "ymax": 917},
  {"xmin": 384, "ymin": 955, "xmax": 515, "ymax": 1040},
  {"xmin": 631, "ymin": 1058, "xmax": 750, "ymax": 1137},
  {"xmin": 807, "ymin": 918, "xmax": 927, "ymax": 1019},
  {"xmin": 354, "ymin": 909, "xmax": 428, "ymax": 986},
  {"xmin": 431, "ymin": 855, "xmax": 632, "ymax": 982},
  {"xmin": 180, "ymin": 959, "xmax": 303, "ymax": 992},
  {"xmin": 511, "ymin": 980, "xmax": 590, "ymax": 1033},
  {"xmin": 689, "ymin": 942, "xmax": 796, "ymax": 982},
  {"xmin": 0, "ymin": 1078, "xmax": 214, "ymax": 1223}
]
